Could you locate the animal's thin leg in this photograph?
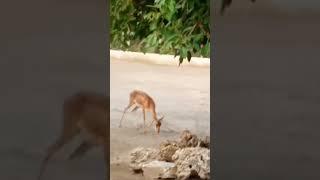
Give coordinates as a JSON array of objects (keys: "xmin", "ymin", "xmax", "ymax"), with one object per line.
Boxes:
[
  {"xmin": 148, "ymin": 119, "xmax": 155, "ymax": 128},
  {"xmin": 129, "ymin": 105, "xmax": 141, "ymax": 129},
  {"xmin": 38, "ymin": 128, "xmax": 78, "ymax": 180},
  {"xmin": 143, "ymin": 108, "xmax": 146, "ymax": 134},
  {"xmin": 68, "ymin": 141, "xmax": 94, "ymax": 160},
  {"xmin": 149, "ymin": 109, "xmax": 157, "ymax": 127},
  {"xmin": 119, "ymin": 103, "xmax": 134, "ymax": 128},
  {"xmin": 131, "ymin": 105, "xmax": 139, "ymax": 112}
]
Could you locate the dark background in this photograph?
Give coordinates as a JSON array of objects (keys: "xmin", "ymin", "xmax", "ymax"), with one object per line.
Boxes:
[
  {"xmin": 215, "ymin": 0, "xmax": 320, "ymax": 179},
  {"xmin": 0, "ymin": 0, "xmax": 107, "ymax": 179}
]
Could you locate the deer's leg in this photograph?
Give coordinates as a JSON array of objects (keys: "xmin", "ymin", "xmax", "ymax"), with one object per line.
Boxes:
[
  {"xmin": 119, "ymin": 102, "xmax": 134, "ymax": 128},
  {"xmin": 38, "ymin": 126, "xmax": 79, "ymax": 180},
  {"xmin": 142, "ymin": 108, "xmax": 147, "ymax": 134},
  {"xmin": 130, "ymin": 105, "xmax": 140, "ymax": 128},
  {"xmin": 131, "ymin": 105, "xmax": 139, "ymax": 112},
  {"xmin": 148, "ymin": 109, "xmax": 157, "ymax": 127},
  {"xmin": 129, "ymin": 105, "xmax": 141, "ymax": 129},
  {"xmin": 148, "ymin": 120, "xmax": 155, "ymax": 128},
  {"xmin": 68, "ymin": 141, "xmax": 94, "ymax": 160}
]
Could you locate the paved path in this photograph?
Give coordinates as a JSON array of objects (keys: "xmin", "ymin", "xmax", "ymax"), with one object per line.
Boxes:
[{"xmin": 110, "ymin": 58, "xmax": 210, "ymax": 135}]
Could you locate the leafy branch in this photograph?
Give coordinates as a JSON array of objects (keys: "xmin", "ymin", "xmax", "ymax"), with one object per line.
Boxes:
[{"xmin": 111, "ymin": 0, "xmax": 210, "ymax": 65}]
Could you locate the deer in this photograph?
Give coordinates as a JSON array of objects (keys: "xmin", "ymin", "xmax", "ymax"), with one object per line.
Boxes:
[
  {"xmin": 119, "ymin": 90, "xmax": 164, "ymax": 134},
  {"xmin": 37, "ymin": 92, "xmax": 109, "ymax": 180}
]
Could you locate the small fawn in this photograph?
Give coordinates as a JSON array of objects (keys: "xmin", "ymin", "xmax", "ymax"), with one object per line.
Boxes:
[
  {"xmin": 38, "ymin": 92, "xmax": 109, "ymax": 180},
  {"xmin": 119, "ymin": 90, "xmax": 164, "ymax": 134}
]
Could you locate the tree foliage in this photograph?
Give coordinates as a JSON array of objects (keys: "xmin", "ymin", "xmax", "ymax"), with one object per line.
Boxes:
[{"xmin": 111, "ymin": 0, "xmax": 210, "ymax": 65}]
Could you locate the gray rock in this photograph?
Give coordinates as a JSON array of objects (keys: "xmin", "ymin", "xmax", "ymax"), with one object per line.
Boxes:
[
  {"xmin": 129, "ymin": 147, "xmax": 159, "ymax": 170},
  {"xmin": 172, "ymin": 147, "xmax": 210, "ymax": 180},
  {"xmin": 128, "ymin": 130, "xmax": 211, "ymax": 180},
  {"xmin": 199, "ymin": 136, "xmax": 210, "ymax": 149},
  {"xmin": 129, "ymin": 148, "xmax": 177, "ymax": 179},
  {"xmin": 144, "ymin": 160, "xmax": 176, "ymax": 179},
  {"xmin": 159, "ymin": 140, "xmax": 180, "ymax": 162}
]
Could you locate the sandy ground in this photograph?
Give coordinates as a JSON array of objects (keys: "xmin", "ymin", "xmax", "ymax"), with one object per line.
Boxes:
[{"xmin": 110, "ymin": 59, "xmax": 210, "ymax": 179}]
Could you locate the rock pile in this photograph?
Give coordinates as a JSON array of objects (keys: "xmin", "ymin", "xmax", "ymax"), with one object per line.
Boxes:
[
  {"xmin": 172, "ymin": 147, "xmax": 210, "ymax": 180},
  {"xmin": 129, "ymin": 130, "xmax": 211, "ymax": 180},
  {"xmin": 129, "ymin": 147, "xmax": 159, "ymax": 171},
  {"xmin": 159, "ymin": 140, "xmax": 180, "ymax": 162}
]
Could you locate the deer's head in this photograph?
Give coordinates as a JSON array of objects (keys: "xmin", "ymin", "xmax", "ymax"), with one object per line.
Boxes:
[{"xmin": 155, "ymin": 115, "xmax": 164, "ymax": 134}]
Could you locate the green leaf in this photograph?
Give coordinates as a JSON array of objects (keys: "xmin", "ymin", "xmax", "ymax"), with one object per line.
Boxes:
[
  {"xmin": 180, "ymin": 47, "xmax": 187, "ymax": 59},
  {"xmin": 150, "ymin": 22, "xmax": 157, "ymax": 31},
  {"xmin": 111, "ymin": 0, "xmax": 210, "ymax": 64},
  {"xmin": 200, "ymin": 43, "xmax": 210, "ymax": 57}
]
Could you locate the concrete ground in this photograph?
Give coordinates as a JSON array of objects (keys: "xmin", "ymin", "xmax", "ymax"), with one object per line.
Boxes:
[{"xmin": 110, "ymin": 58, "xmax": 210, "ymax": 180}]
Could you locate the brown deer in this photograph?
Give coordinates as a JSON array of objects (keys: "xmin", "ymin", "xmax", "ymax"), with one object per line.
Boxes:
[
  {"xmin": 37, "ymin": 92, "xmax": 109, "ymax": 180},
  {"xmin": 119, "ymin": 90, "xmax": 164, "ymax": 134}
]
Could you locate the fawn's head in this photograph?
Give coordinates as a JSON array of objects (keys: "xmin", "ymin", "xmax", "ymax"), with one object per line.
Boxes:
[{"xmin": 155, "ymin": 116, "xmax": 164, "ymax": 134}]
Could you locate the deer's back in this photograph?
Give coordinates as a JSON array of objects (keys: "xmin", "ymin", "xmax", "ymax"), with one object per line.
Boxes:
[
  {"xmin": 130, "ymin": 90, "xmax": 155, "ymax": 109},
  {"xmin": 64, "ymin": 92, "xmax": 109, "ymax": 144}
]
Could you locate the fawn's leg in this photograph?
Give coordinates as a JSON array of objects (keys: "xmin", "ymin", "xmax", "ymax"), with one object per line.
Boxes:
[
  {"xmin": 119, "ymin": 102, "xmax": 134, "ymax": 128},
  {"xmin": 68, "ymin": 141, "xmax": 94, "ymax": 160},
  {"xmin": 38, "ymin": 126, "xmax": 79, "ymax": 180},
  {"xmin": 131, "ymin": 105, "xmax": 140, "ymax": 128},
  {"xmin": 148, "ymin": 119, "xmax": 155, "ymax": 127},
  {"xmin": 131, "ymin": 105, "xmax": 139, "ymax": 112},
  {"xmin": 148, "ymin": 109, "xmax": 157, "ymax": 127},
  {"xmin": 143, "ymin": 108, "xmax": 147, "ymax": 134}
]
